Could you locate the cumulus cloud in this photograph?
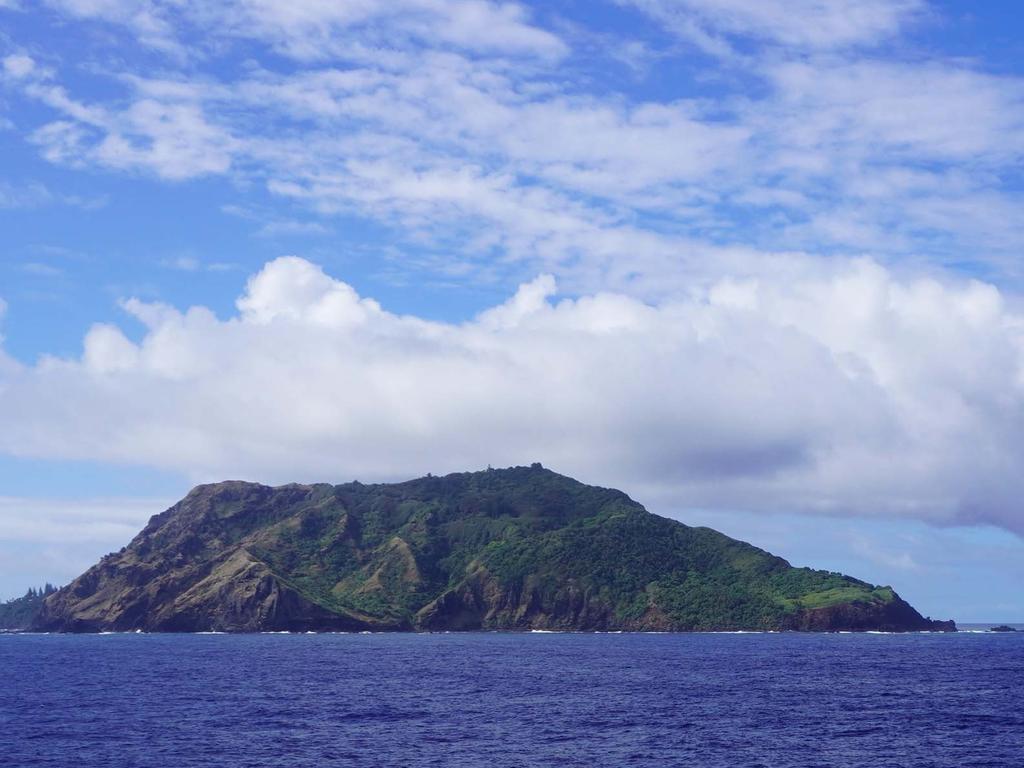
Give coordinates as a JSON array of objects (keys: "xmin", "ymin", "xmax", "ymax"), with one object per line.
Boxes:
[{"xmin": 0, "ymin": 256, "xmax": 1022, "ymax": 534}]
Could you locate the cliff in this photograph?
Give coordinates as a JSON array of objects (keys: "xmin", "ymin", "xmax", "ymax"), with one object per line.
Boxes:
[{"xmin": 33, "ymin": 466, "xmax": 955, "ymax": 633}]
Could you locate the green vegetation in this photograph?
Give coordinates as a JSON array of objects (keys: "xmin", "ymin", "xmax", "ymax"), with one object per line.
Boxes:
[{"xmin": 35, "ymin": 466, "xmax": 950, "ymax": 632}]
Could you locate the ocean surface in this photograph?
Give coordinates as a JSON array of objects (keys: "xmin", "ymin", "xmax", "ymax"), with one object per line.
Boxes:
[{"xmin": 2, "ymin": 631, "xmax": 1022, "ymax": 767}]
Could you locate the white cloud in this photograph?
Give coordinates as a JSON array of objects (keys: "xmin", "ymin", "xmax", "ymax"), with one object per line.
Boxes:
[
  {"xmin": 0, "ymin": 179, "xmax": 107, "ymax": 210},
  {"xmin": 2, "ymin": 58, "xmax": 236, "ymax": 180},
  {"xmin": 90, "ymin": 99, "xmax": 236, "ymax": 179},
  {"xmin": 625, "ymin": 0, "xmax": 924, "ymax": 52},
  {"xmin": 738, "ymin": 58, "xmax": 1024, "ymax": 258},
  {"xmin": 1, "ymin": 256, "xmax": 1022, "ymax": 535},
  {"xmin": 25, "ymin": 101, "xmax": 236, "ymax": 181},
  {"xmin": 41, "ymin": 0, "xmax": 184, "ymax": 55},
  {"xmin": 762, "ymin": 59, "xmax": 1024, "ymax": 164},
  {"xmin": 205, "ymin": 0, "xmax": 568, "ymax": 60},
  {"xmin": 256, "ymin": 220, "xmax": 331, "ymax": 238},
  {"xmin": 82, "ymin": 323, "xmax": 140, "ymax": 373},
  {"xmin": 163, "ymin": 255, "xmax": 200, "ymax": 272},
  {"xmin": 236, "ymin": 255, "xmax": 383, "ymax": 327},
  {"xmin": 20, "ymin": 262, "xmax": 64, "ymax": 277},
  {"xmin": 9, "ymin": 20, "xmax": 1024, "ymax": 278},
  {"xmin": 0, "ymin": 180, "xmax": 52, "ymax": 208},
  {"xmin": 40, "ymin": 0, "xmax": 566, "ymax": 60},
  {"xmin": 160, "ymin": 256, "xmax": 238, "ymax": 273},
  {"xmin": 2, "ymin": 54, "xmax": 35, "ymax": 79}
]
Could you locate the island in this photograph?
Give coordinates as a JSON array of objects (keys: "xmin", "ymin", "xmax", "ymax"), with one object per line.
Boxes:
[{"xmin": 31, "ymin": 465, "xmax": 956, "ymax": 633}]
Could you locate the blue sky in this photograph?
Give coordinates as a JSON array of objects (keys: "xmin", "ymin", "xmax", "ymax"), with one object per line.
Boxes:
[{"xmin": 1, "ymin": 0, "xmax": 1023, "ymax": 621}]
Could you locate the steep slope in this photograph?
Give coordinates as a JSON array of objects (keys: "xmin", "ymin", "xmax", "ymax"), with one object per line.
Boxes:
[{"xmin": 33, "ymin": 466, "xmax": 955, "ymax": 632}]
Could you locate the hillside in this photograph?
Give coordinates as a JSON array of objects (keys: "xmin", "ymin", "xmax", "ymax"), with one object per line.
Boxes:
[
  {"xmin": 1, "ymin": 585, "xmax": 58, "ymax": 631},
  {"xmin": 32, "ymin": 466, "xmax": 955, "ymax": 632}
]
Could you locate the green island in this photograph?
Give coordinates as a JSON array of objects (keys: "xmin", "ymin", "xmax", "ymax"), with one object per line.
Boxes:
[{"xmin": 30, "ymin": 465, "xmax": 955, "ymax": 633}]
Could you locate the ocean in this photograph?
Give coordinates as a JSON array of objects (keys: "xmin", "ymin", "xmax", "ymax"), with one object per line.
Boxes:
[{"xmin": 2, "ymin": 631, "xmax": 1022, "ymax": 767}]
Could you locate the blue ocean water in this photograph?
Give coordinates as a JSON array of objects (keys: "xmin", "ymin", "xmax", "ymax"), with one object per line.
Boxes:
[{"xmin": 2, "ymin": 632, "xmax": 1022, "ymax": 767}]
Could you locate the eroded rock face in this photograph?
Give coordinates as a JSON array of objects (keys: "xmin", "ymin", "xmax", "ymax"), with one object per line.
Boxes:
[
  {"xmin": 34, "ymin": 483, "xmax": 393, "ymax": 633},
  {"xmin": 33, "ymin": 467, "xmax": 956, "ymax": 633}
]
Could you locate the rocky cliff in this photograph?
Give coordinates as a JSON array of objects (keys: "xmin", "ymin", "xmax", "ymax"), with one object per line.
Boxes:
[{"xmin": 33, "ymin": 466, "xmax": 955, "ymax": 633}]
